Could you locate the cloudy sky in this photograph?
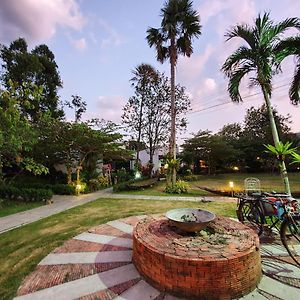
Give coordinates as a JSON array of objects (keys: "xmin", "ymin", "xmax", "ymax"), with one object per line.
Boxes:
[{"xmin": 0, "ymin": 0, "xmax": 300, "ymax": 143}]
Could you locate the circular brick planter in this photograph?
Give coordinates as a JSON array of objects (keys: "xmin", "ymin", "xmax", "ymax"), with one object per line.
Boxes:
[{"xmin": 133, "ymin": 215, "xmax": 262, "ymax": 299}]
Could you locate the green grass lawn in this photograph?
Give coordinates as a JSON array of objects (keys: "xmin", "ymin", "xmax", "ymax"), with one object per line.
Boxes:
[
  {"xmin": 118, "ymin": 173, "xmax": 300, "ymax": 196},
  {"xmin": 0, "ymin": 200, "xmax": 44, "ymax": 218},
  {"xmin": 189, "ymin": 172, "xmax": 300, "ymax": 193},
  {"xmin": 119, "ymin": 180, "xmax": 213, "ymax": 196},
  {"xmin": 0, "ymin": 197, "xmax": 235, "ymax": 300}
]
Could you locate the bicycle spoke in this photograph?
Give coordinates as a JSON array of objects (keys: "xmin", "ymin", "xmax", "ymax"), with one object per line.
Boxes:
[
  {"xmin": 280, "ymin": 216, "xmax": 300, "ymax": 266},
  {"xmin": 237, "ymin": 201, "xmax": 263, "ymax": 236}
]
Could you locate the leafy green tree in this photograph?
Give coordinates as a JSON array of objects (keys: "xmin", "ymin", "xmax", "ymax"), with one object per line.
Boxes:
[
  {"xmin": 0, "ymin": 82, "xmax": 48, "ymax": 180},
  {"xmin": 33, "ymin": 119, "xmax": 130, "ymax": 184},
  {"xmin": 221, "ymin": 12, "xmax": 300, "ymax": 195},
  {"xmin": 122, "ymin": 71, "xmax": 190, "ymax": 170},
  {"xmin": 129, "ymin": 64, "xmax": 158, "ymax": 162},
  {"xmin": 0, "ymin": 38, "xmax": 64, "ymax": 121},
  {"xmin": 146, "ymin": 0, "xmax": 201, "ymax": 185},
  {"xmin": 181, "ymin": 130, "xmax": 239, "ymax": 174}
]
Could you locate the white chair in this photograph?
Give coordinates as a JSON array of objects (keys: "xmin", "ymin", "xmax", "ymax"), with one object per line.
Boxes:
[{"xmin": 244, "ymin": 177, "xmax": 261, "ymax": 195}]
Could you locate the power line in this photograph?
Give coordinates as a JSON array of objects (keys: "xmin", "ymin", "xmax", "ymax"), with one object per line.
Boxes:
[
  {"xmin": 189, "ymin": 69, "xmax": 295, "ymax": 110},
  {"xmin": 188, "ymin": 82, "xmax": 290, "ymax": 115}
]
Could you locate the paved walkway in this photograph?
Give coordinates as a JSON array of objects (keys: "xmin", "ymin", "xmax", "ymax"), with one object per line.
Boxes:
[
  {"xmin": 14, "ymin": 215, "xmax": 300, "ymax": 300},
  {"xmin": 0, "ymin": 188, "xmax": 235, "ymax": 234}
]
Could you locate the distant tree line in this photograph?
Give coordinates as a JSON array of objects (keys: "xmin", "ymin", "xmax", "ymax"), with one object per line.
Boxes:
[{"xmin": 180, "ymin": 105, "xmax": 300, "ymax": 175}]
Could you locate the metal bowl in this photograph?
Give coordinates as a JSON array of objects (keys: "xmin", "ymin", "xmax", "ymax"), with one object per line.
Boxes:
[{"xmin": 166, "ymin": 208, "xmax": 216, "ymax": 232}]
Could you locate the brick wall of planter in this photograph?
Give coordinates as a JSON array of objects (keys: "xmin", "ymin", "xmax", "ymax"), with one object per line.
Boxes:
[{"xmin": 133, "ymin": 216, "xmax": 262, "ymax": 299}]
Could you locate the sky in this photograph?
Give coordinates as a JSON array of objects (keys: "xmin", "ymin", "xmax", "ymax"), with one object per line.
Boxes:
[{"xmin": 0, "ymin": 0, "xmax": 300, "ymax": 145}]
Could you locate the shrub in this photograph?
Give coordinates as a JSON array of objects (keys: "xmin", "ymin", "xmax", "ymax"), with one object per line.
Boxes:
[
  {"xmin": 113, "ymin": 181, "xmax": 131, "ymax": 192},
  {"xmin": 97, "ymin": 175, "xmax": 109, "ymax": 187},
  {"xmin": 112, "ymin": 169, "xmax": 132, "ymax": 183},
  {"xmin": 129, "ymin": 178, "xmax": 158, "ymax": 189},
  {"xmin": 178, "ymin": 166, "xmax": 193, "ymax": 176},
  {"xmin": 0, "ymin": 186, "xmax": 53, "ymax": 202},
  {"xmin": 88, "ymin": 179, "xmax": 101, "ymax": 192},
  {"xmin": 12, "ymin": 183, "xmax": 76, "ymax": 195},
  {"xmin": 165, "ymin": 180, "xmax": 189, "ymax": 194},
  {"xmin": 50, "ymin": 184, "xmax": 76, "ymax": 195},
  {"xmin": 182, "ymin": 174, "xmax": 200, "ymax": 182}
]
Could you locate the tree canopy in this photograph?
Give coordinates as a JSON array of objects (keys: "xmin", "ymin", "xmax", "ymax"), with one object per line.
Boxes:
[
  {"xmin": 122, "ymin": 70, "xmax": 190, "ymax": 165},
  {"xmin": 0, "ymin": 38, "xmax": 64, "ymax": 122}
]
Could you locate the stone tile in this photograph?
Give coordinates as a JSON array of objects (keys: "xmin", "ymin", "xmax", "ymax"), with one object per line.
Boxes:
[
  {"xmin": 39, "ymin": 251, "xmax": 132, "ymax": 265},
  {"xmin": 256, "ymin": 275, "xmax": 300, "ymax": 299},
  {"xmin": 239, "ymin": 290, "xmax": 268, "ymax": 299},
  {"xmin": 261, "ymin": 244, "xmax": 291, "ymax": 257},
  {"xmin": 74, "ymin": 233, "xmax": 132, "ymax": 248},
  {"xmin": 53, "ymin": 239, "xmax": 130, "ymax": 253},
  {"xmin": 14, "ymin": 273, "xmax": 106, "ymax": 300},
  {"xmin": 114, "ymin": 280, "xmax": 160, "ymax": 300},
  {"xmin": 14, "ymin": 264, "xmax": 140, "ymax": 300},
  {"xmin": 120, "ymin": 216, "xmax": 141, "ymax": 226},
  {"xmin": 17, "ymin": 263, "xmax": 129, "ymax": 296},
  {"xmin": 99, "ymin": 263, "xmax": 140, "ymax": 288},
  {"xmin": 107, "ymin": 220, "xmax": 133, "ymax": 234},
  {"xmin": 88, "ymin": 224, "xmax": 132, "ymax": 239},
  {"xmin": 262, "ymin": 257, "xmax": 300, "ymax": 278}
]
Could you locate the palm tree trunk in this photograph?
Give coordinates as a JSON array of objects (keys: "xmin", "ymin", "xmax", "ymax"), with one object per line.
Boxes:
[
  {"xmin": 262, "ymin": 87, "xmax": 291, "ymax": 195},
  {"xmin": 170, "ymin": 38, "xmax": 176, "ymax": 187}
]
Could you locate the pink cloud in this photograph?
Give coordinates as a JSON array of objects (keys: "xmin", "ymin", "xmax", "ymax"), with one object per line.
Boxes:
[
  {"xmin": 177, "ymin": 44, "xmax": 215, "ymax": 81},
  {"xmin": 72, "ymin": 37, "xmax": 87, "ymax": 51},
  {"xmin": 0, "ymin": 0, "xmax": 85, "ymax": 43},
  {"xmin": 85, "ymin": 96, "xmax": 125, "ymax": 124}
]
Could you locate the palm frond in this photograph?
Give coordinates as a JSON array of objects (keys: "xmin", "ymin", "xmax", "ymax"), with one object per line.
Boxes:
[
  {"xmin": 264, "ymin": 141, "xmax": 297, "ymax": 155},
  {"xmin": 225, "ymin": 24, "xmax": 256, "ymax": 49},
  {"xmin": 221, "ymin": 46, "xmax": 255, "ymax": 76},
  {"xmin": 177, "ymin": 36, "xmax": 192, "ymax": 56},
  {"xmin": 227, "ymin": 65, "xmax": 253, "ymax": 102},
  {"xmin": 255, "ymin": 12, "xmax": 273, "ymax": 41},
  {"xmin": 146, "ymin": 27, "xmax": 169, "ymax": 63},
  {"xmin": 274, "ymin": 36, "xmax": 300, "ymax": 63},
  {"xmin": 270, "ymin": 17, "xmax": 300, "ymax": 41},
  {"xmin": 289, "ymin": 59, "xmax": 300, "ymax": 105},
  {"xmin": 291, "ymin": 152, "xmax": 300, "ymax": 164}
]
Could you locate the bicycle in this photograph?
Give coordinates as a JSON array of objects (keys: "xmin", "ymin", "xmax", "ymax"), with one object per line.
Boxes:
[{"xmin": 236, "ymin": 192, "xmax": 300, "ymax": 266}]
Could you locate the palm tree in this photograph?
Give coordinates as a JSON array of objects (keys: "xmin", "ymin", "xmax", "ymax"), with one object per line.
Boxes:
[
  {"xmin": 146, "ymin": 0, "xmax": 201, "ymax": 186},
  {"xmin": 130, "ymin": 64, "xmax": 158, "ymax": 164},
  {"xmin": 221, "ymin": 12, "xmax": 300, "ymax": 195}
]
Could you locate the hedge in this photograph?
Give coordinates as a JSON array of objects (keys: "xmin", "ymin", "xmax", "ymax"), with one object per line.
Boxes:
[
  {"xmin": 0, "ymin": 186, "xmax": 53, "ymax": 202},
  {"xmin": 12, "ymin": 183, "xmax": 76, "ymax": 195}
]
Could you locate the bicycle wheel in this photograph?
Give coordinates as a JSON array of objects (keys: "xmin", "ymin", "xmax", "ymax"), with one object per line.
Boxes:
[
  {"xmin": 280, "ymin": 215, "xmax": 300, "ymax": 266},
  {"xmin": 237, "ymin": 201, "xmax": 264, "ymax": 236}
]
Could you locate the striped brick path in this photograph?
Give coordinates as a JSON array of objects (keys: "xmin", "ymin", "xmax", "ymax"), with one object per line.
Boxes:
[{"xmin": 14, "ymin": 216, "xmax": 300, "ymax": 300}]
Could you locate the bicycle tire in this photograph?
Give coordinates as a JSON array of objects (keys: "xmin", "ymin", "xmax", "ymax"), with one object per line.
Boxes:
[
  {"xmin": 280, "ymin": 215, "xmax": 300, "ymax": 266},
  {"xmin": 237, "ymin": 201, "xmax": 264, "ymax": 236}
]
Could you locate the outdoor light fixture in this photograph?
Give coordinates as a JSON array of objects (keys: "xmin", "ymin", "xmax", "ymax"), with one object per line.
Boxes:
[
  {"xmin": 229, "ymin": 181, "xmax": 234, "ymax": 197},
  {"xmin": 135, "ymin": 171, "xmax": 141, "ymax": 179},
  {"xmin": 233, "ymin": 166, "xmax": 239, "ymax": 171},
  {"xmin": 76, "ymin": 184, "xmax": 82, "ymax": 195}
]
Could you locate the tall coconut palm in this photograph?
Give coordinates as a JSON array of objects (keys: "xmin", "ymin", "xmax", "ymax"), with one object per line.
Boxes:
[
  {"xmin": 221, "ymin": 12, "xmax": 300, "ymax": 195},
  {"xmin": 130, "ymin": 64, "xmax": 158, "ymax": 164},
  {"xmin": 146, "ymin": 0, "xmax": 201, "ymax": 186}
]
